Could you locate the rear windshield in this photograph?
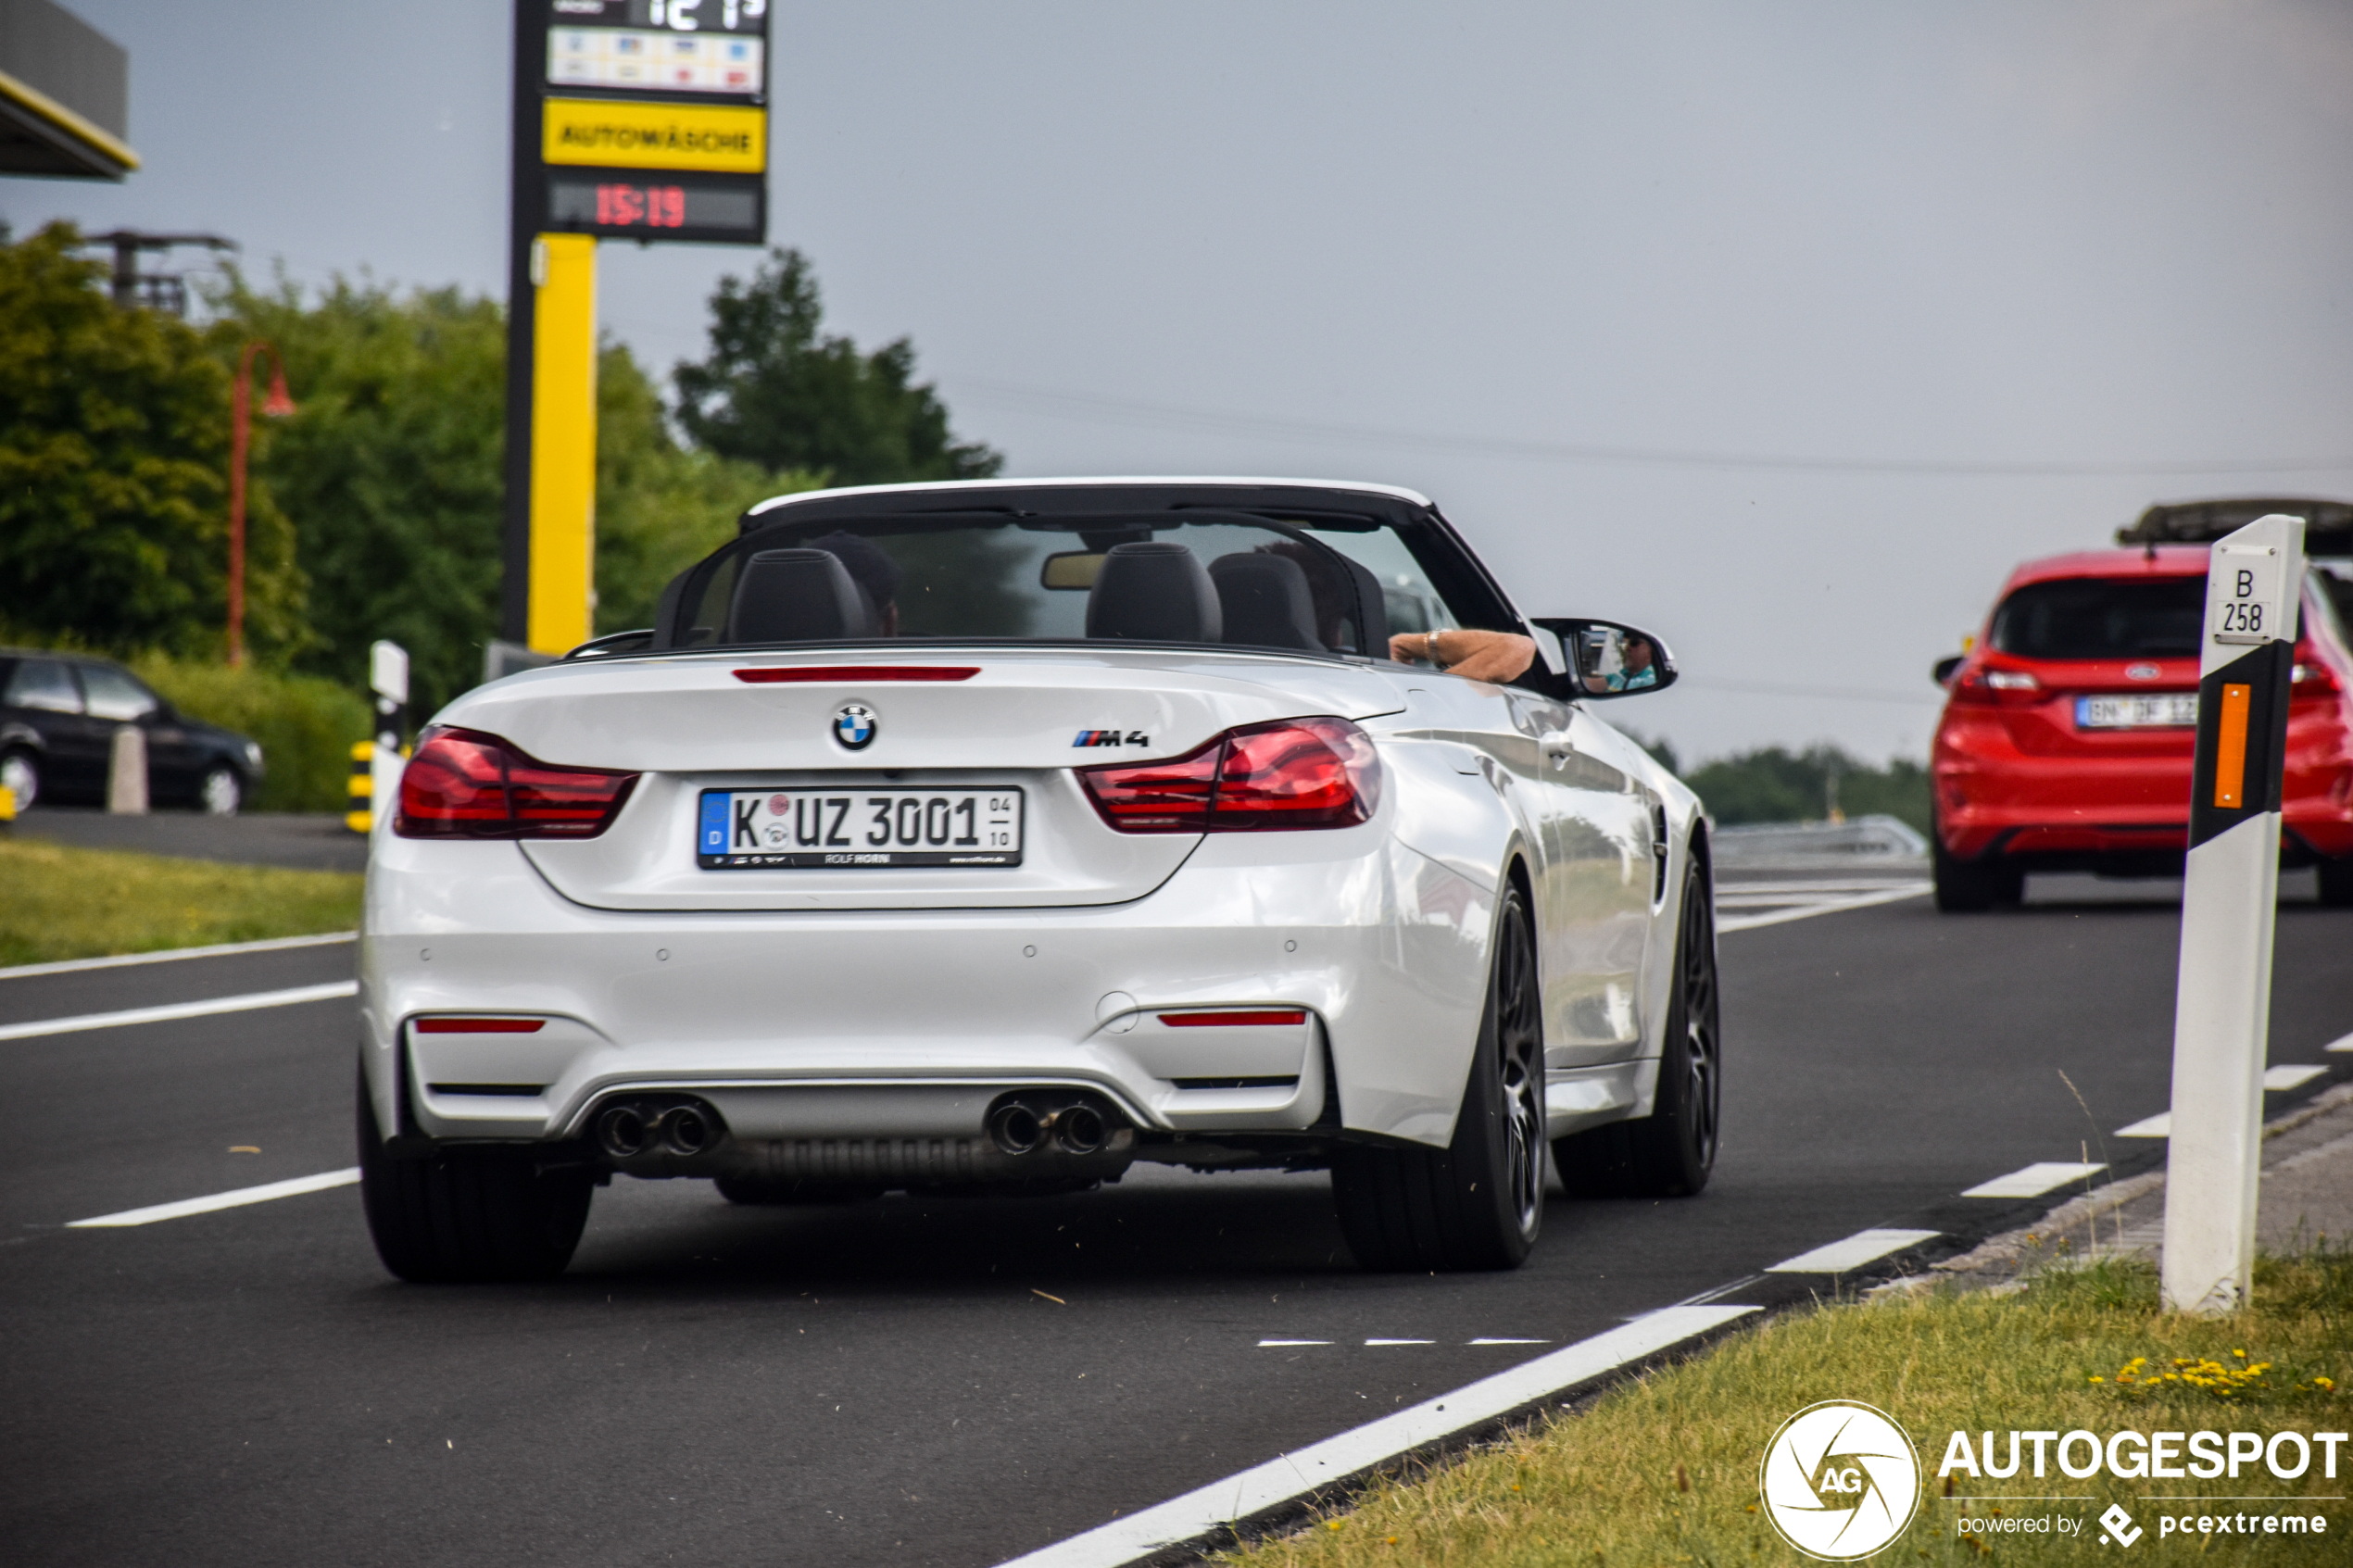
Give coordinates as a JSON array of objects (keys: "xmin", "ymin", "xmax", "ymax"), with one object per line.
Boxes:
[
  {"xmin": 662, "ymin": 512, "xmax": 1466, "ymax": 655},
  {"xmin": 1990, "ymin": 577, "xmax": 2205, "ymax": 660}
]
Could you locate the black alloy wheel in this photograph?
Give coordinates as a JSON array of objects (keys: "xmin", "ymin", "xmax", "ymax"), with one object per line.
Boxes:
[
  {"xmin": 1331, "ymin": 878, "xmax": 1545, "ymax": 1272},
  {"xmin": 1554, "ymin": 848, "xmax": 1720, "ymax": 1198}
]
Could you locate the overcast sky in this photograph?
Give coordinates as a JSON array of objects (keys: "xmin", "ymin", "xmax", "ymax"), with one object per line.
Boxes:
[{"xmin": 12, "ymin": 2, "xmax": 2353, "ymax": 763}]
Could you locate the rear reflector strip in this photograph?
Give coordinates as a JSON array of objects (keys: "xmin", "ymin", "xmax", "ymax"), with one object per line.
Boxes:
[
  {"xmin": 1159, "ymin": 1010, "xmax": 1308, "ymax": 1027},
  {"xmin": 427, "ymin": 1084, "xmax": 547, "ymax": 1096},
  {"xmin": 733, "ymin": 666, "xmax": 979, "ymax": 684},
  {"xmin": 1169, "ymin": 1075, "xmax": 1301, "ymax": 1090},
  {"xmin": 413, "ymin": 1018, "xmax": 546, "ymax": 1034}
]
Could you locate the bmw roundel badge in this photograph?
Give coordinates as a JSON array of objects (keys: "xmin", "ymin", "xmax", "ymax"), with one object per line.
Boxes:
[{"xmin": 832, "ymin": 703, "xmax": 877, "ymax": 750}]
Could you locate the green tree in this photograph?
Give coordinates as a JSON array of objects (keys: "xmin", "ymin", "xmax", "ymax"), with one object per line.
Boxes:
[
  {"xmin": 0, "ymin": 222, "xmax": 304, "ymax": 660},
  {"xmin": 595, "ymin": 345, "xmax": 823, "ymax": 634},
  {"xmin": 220, "ymin": 274, "xmax": 507, "ymax": 718},
  {"xmin": 673, "ymin": 248, "xmax": 1002, "ymax": 485},
  {"xmin": 1683, "ymin": 744, "xmax": 1931, "ymax": 834}
]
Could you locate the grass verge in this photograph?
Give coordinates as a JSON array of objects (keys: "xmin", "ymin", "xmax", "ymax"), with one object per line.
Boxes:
[
  {"xmin": 0, "ymin": 836, "xmax": 361, "ymax": 966},
  {"xmin": 1230, "ymin": 1252, "xmax": 2350, "ymax": 1566}
]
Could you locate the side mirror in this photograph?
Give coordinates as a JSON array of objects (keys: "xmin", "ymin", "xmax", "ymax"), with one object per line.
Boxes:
[
  {"xmin": 1529, "ymin": 618, "xmax": 1678, "ymax": 698},
  {"xmin": 1932, "ymin": 655, "xmax": 1964, "ymax": 686}
]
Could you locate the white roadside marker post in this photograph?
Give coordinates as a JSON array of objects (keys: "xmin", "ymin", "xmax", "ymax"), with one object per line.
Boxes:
[
  {"xmin": 2160, "ymin": 512, "xmax": 2305, "ymax": 1313},
  {"xmin": 368, "ymin": 640, "xmax": 410, "ymax": 831}
]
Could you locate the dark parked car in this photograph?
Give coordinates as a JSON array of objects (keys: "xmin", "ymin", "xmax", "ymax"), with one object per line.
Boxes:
[{"xmin": 0, "ymin": 650, "xmax": 264, "ymax": 815}]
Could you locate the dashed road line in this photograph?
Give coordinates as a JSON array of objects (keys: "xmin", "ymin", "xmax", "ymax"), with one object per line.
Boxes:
[
  {"xmin": 2327, "ymin": 1033, "xmax": 2353, "ymax": 1054},
  {"xmin": 2264, "ymin": 1064, "xmax": 2327, "ymax": 1091},
  {"xmin": 67, "ymin": 1168, "xmax": 360, "ymax": 1228},
  {"xmin": 1364, "ymin": 1338, "xmax": 1434, "ymax": 1346},
  {"xmin": 1960, "ymin": 1161, "xmax": 2105, "ymax": 1198},
  {"xmin": 997, "ymin": 1305, "xmax": 1757, "ymax": 1568},
  {"xmin": 1256, "ymin": 1339, "xmax": 1330, "ymax": 1348},
  {"xmin": 1765, "ymin": 1228, "xmax": 1939, "ymax": 1273},
  {"xmin": 2117, "ymin": 1112, "xmax": 2171, "ymax": 1137},
  {"xmin": 1466, "ymin": 1337, "xmax": 1547, "ymax": 1346},
  {"xmin": 0, "ymin": 981, "xmax": 359, "ymax": 1042},
  {"xmin": 0, "ymin": 931, "xmax": 355, "ymax": 982}
]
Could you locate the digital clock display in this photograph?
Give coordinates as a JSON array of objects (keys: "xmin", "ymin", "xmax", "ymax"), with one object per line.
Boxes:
[{"xmin": 546, "ymin": 171, "xmax": 763, "ymax": 243}]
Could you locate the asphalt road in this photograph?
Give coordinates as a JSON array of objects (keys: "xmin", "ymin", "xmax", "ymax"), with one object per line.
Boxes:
[{"xmin": 4, "ymin": 878, "xmax": 2348, "ymax": 1567}]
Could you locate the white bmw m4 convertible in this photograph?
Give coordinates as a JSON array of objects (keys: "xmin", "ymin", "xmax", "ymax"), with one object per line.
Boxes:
[{"xmin": 358, "ymin": 479, "xmax": 1717, "ymax": 1281}]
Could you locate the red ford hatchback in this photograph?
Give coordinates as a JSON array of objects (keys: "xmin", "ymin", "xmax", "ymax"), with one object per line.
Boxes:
[{"xmin": 1929, "ymin": 544, "xmax": 2353, "ymax": 910}]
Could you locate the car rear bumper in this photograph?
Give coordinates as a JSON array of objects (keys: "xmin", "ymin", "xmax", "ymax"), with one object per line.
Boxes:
[
  {"xmin": 1934, "ymin": 729, "xmax": 2353, "ymax": 864},
  {"xmin": 359, "ymin": 831, "xmax": 1500, "ymax": 1154}
]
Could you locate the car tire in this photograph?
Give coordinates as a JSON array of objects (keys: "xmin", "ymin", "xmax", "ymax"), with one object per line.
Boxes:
[
  {"xmin": 1554, "ymin": 853, "xmax": 1721, "ymax": 1198},
  {"xmin": 1, "ymin": 749, "xmax": 40, "ymax": 812},
  {"xmin": 198, "ymin": 764, "xmax": 243, "ymax": 816},
  {"xmin": 357, "ymin": 1073, "xmax": 593, "ymax": 1283},
  {"xmin": 1330, "ymin": 878, "xmax": 1545, "ymax": 1273},
  {"xmin": 1931, "ymin": 822, "xmax": 2022, "ymax": 911},
  {"xmin": 2318, "ymin": 857, "xmax": 2353, "ymax": 909}
]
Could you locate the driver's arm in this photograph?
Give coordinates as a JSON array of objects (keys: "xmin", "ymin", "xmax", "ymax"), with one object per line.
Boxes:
[{"xmin": 1388, "ymin": 628, "xmax": 1538, "ymax": 684}]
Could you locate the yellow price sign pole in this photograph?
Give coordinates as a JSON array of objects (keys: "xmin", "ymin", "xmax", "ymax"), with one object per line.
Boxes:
[{"xmin": 500, "ymin": 0, "xmax": 772, "ymax": 666}]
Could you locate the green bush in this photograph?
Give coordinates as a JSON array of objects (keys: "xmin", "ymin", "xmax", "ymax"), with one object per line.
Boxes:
[
  {"xmin": 1680, "ymin": 744, "xmax": 1932, "ymax": 834},
  {"xmin": 132, "ymin": 655, "xmax": 370, "ymax": 813}
]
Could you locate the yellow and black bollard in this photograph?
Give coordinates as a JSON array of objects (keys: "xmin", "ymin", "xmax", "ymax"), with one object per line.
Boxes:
[{"xmin": 346, "ymin": 741, "xmax": 373, "ymax": 834}]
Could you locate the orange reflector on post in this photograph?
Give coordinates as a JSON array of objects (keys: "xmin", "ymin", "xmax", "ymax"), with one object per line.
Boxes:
[{"xmin": 2213, "ymin": 683, "xmax": 2252, "ymax": 809}]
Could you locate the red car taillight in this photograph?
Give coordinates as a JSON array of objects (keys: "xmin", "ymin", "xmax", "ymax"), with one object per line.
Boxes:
[
  {"xmin": 1077, "ymin": 716, "xmax": 1381, "ymax": 834},
  {"xmin": 396, "ymin": 726, "xmax": 639, "ymax": 839},
  {"xmin": 2292, "ymin": 645, "xmax": 2343, "ymax": 696}
]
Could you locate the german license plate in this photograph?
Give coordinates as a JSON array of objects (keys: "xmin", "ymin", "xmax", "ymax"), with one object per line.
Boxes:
[
  {"xmin": 2076, "ymin": 694, "xmax": 2196, "ymax": 729},
  {"xmin": 698, "ymin": 788, "xmax": 1024, "ymax": 869}
]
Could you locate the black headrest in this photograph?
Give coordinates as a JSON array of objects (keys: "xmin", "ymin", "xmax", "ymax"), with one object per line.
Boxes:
[
  {"xmin": 1334, "ymin": 553, "xmax": 1389, "ymax": 654},
  {"xmin": 729, "ymin": 548, "xmax": 877, "ymax": 643},
  {"xmin": 1085, "ymin": 541, "xmax": 1223, "ymax": 643},
  {"xmin": 1209, "ymin": 553, "xmax": 1324, "ymax": 651}
]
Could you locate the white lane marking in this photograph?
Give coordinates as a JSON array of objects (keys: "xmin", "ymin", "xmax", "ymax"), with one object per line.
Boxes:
[
  {"xmin": 1961, "ymin": 1161, "xmax": 2105, "ymax": 1198},
  {"xmin": 1257, "ymin": 1339, "xmax": 1330, "ymax": 1348},
  {"xmin": 2326, "ymin": 1032, "xmax": 2353, "ymax": 1054},
  {"xmin": 1467, "ymin": 1337, "xmax": 1548, "ymax": 1345},
  {"xmin": 68, "ymin": 1167, "xmax": 359, "ymax": 1228},
  {"xmin": 1717, "ymin": 882, "xmax": 1931, "ymax": 934},
  {"xmin": 0, "ymin": 931, "xmax": 356, "ymax": 981},
  {"xmin": 2264, "ymin": 1064, "xmax": 2327, "ymax": 1090},
  {"xmin": 1766, "ymin": 1228, "xmax": 1940, "ymax": 1273},
  {"xmin": 996, "ymin": 1305, "xmax": 1756, "ymax": 1568},
  {"xmin": 2117, "ymin": 1113, "xmax": 2170, "ymax": 1137},
  {"xmin": 0, "ymin": 981, "xmax": 358, "ymax": 1042},
  {"xmin": 1365, "ymin": 1338, "xmax": 1434, "ymax": 1346}
]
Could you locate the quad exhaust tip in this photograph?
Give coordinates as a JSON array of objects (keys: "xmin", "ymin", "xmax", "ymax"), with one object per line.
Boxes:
[
  {"xmin": 595, "ymin": 1099, "xmax": 719, "ymax": 1160},
  {"xmin": 986, "ymin": 1097, "xmax": 1114, "ymax": 1157}
]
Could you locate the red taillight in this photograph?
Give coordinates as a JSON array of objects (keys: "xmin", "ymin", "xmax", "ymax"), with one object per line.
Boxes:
[
  {"xmin": 1160, "ymin": 1010, "xmax": 1308, "ymax": 1027},
  {"xmin": 413, "ymin": 1018, "xmax": 546, "ymax": 1034},
  {"xmin": 396, "ymin": 726, "xmax": 639, "ymax": 839},
  {"xmin": 2292, "ymin": 646, "xmax": 2343, "ymax": 696},
  {"xmin": 1078, "ymin": 717, "xmax": 1381, "ymax": 834}
]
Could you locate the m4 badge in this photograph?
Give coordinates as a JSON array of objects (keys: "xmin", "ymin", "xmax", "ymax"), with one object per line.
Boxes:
[{"xmin": 1073, "ymin": 730, "xmax": 1151, "ymax": 748}]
